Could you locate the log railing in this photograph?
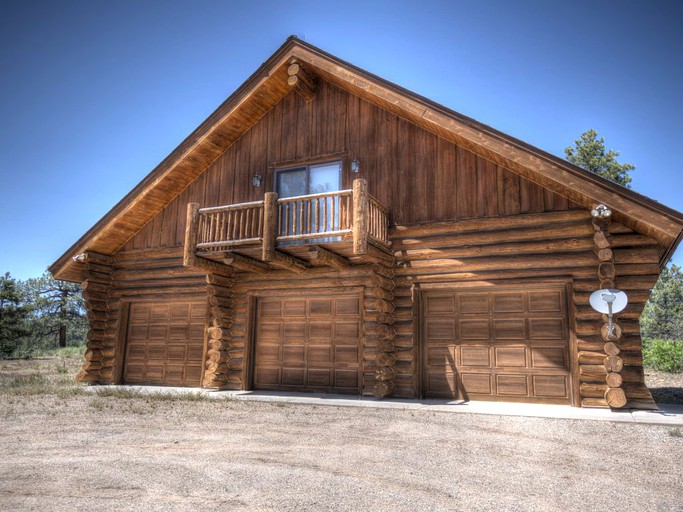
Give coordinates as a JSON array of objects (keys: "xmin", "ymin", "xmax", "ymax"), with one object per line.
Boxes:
[
  {"xmin": 277, "ymin": 190, "xmax": 353, "ymax": 241},
  {"xmin": 184, "ymin": 179, "xmax": 390, "ymax": 264},
  {"xmin": 195, "ymin": 201, "xmax": 264, "ymax": 250}
]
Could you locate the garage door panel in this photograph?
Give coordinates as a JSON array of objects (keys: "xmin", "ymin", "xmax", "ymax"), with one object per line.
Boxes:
[
  {"xmin": 496, "ymin": 374, "xmax": 528, "ymax": 396},
  {"xmin": 335, "ymin": 321, "xmax": 360, "ymax": 340},
  {"xmin": 459, "ymin": 346, "xmax": 490, "ymax": 367},
  {"xmin": 309, "ymin": 322, "xmax": 333, "ymax": 339},
  {"xmin": 492, "ymin": 319, "xmax": 525, "ymax": 339},
  {"xmin": 425, "ymin": 295, "xmax": 456, "ymax": 315},
  {"xmin": 492, "ymin": 293, "xmax": 525, "ymax": 313},
  {"xmin": 426, "ymin": 320, "xmax": 455, "ymax": 340},
  {"xmin": 254, "ymin": 294, "xmax": 360, "ymax": 394},
  {"xmin": 531, "ymin": 347, "xmax": 566, "ymax": 368},
  {"xmin": 458, "ymin": 293, "xmax": 489, "ymax": 314},
  {"xmin": 335, "ymin": 369, "xmax": 359, "ymax": 389},
  {"xmin": 282, "ymin": 367, "xmax": 305, "ymax": 386},
  {"xmin": 459, "ymin": 320, "xmax": 490, "ymax": 339},
  {"xmin": 424, "ymin": 287, "xmax": 570, "ymax": 404},
  {"xmin": 533, "ymin": 375, "xmax": 568, "ymax": 398},
  {"xmin": 335, "ymin": 298, "xmax": 360, "ymax": 316},
  {"xmin": 494, "ymin": 347, "xmax": 527, "ymax": 367},
  {"xmin": 529, "ymin": 318, "xmax": 565, "ymax": 339},
  {"xmin": 461, "ymin": 373, "xmax": 492, "ymax": 395},
  {"xmin": 123, "ymin": 301, "xmax": 206, "ymax": 387},
  {"xmin": 529, "ymin": 291, "xmax": 564, "ymax": 312}
]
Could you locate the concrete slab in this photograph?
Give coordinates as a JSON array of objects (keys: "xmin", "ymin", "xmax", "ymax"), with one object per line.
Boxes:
[{"xmin": 84, "ymin": 385, "xmax": 683, "ymax": 427}]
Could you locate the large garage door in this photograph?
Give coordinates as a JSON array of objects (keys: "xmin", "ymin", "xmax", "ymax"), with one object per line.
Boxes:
[
  {"xmin": 123, "ymin": 302, "xmax": 207, "ymax": 386},
  {"xmin": 254, "ymin": 294, "xmax": 361, "ymax": 394},
  {"xmin": 423, "ymin": 287, "xmax": 571, "ymax": 404}
]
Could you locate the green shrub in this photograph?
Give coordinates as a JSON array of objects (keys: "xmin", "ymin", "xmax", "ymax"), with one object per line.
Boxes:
[{"xmin": 642, "ymin": 338, "xmax": 683, "ymax": 373}]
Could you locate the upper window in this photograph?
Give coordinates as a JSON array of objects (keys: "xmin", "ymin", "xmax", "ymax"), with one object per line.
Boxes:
[{"xmin": 275, "ymin": 161, "xmax": 341, "ymax": 198}]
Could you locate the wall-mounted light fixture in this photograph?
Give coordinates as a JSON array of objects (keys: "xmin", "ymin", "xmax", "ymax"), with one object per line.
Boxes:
[
  {"xmin": 591, "ymin": 204, "xmax": 612, "ymax": 218},
  {"xmin": 252, "ymin": 174, "xmax": 262, "ymax": 187},
  {"xmin": 351, "ymin": 158, "xmax": 360, "ymax": 174}
]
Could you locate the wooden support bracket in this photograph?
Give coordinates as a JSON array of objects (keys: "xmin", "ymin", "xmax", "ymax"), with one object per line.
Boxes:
[
  {"xmin": 308, "ymin": 246, "xmax": 350, "ymax": 270},
  {"xmin": 223, "ymin": 252, "xmax": 271, "ymax": 275},
  {"xmin": 270, "ymin": 250, "xmax": 309, "ymax": 274}
]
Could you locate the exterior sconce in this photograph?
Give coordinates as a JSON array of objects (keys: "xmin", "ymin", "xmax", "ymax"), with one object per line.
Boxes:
[
  {"xmin": 351, "ymin": 158, "xmax": 360, "ymax": 173},
  {"xmin": 252, "ymin": 174, "xmax": 262, "ymax": 187},
  {"xmin": 591, "ymin": 204, "xmax": 612, "ymax": 218}
]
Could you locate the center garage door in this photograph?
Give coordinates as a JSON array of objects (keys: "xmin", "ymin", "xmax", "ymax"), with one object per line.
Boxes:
[
  {"xmin": 253, "ymin": 294, "xmax": 362, "ymax": 394},
  {"xmin": 123, "ymin": 302, "xmax": 207, "ymax": 386},
  {"xmin": 422, "ymin": 286, "xmax": 571, "ymax": 404}
]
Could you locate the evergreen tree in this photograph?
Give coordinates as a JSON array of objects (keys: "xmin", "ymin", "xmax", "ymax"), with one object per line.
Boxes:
[
  {"xmin": 565, "ymin": 129, "xmax": 635, "ymax": 188},
  {"xmin": 23, "ymin": 272, "xmax": 87, "ymax": 350},
  {"xmin": 641, "ymin": 264, "xmax": 683, "ymax": 341},
  {"xmin": 0, "ymin": 272, "xmax": 29, "ymax": 357}
]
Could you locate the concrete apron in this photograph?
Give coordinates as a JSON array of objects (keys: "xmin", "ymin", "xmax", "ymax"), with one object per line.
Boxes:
[{"xmin": 85, "ymin": 385, "xmax": 683, "ymax": 427}]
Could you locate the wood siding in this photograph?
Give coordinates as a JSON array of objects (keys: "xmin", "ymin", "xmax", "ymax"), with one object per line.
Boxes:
[
  {"xmin": 74, "ymin": 78, "xmax": 664, "ymax": 408},
  {"xmin": 124, "ymin": 80, "xmax": 573, "ymax": 251}
]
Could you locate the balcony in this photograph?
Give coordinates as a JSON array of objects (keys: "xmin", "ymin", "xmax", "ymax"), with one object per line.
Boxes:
[{"xmin": 183, "ymin": 179, "xmax": 392, "ymax": 274}]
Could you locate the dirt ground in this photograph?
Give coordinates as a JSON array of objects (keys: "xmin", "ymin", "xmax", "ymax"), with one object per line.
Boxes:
[{"xmin": 1, "ymin": 358, "xmax": 682, "ymax": 511}]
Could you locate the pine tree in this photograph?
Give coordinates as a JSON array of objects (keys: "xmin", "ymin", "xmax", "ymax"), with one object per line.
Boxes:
[
  {"xmin": 23, "ymin": 272, "xmax": 87, "ymax": 350},
  {"xmin": 0, "ymin": 272, "xmax": 29, "ymax": 357},
  {"xmin": 640, "ymin": 264, "xmax": 683, "ymax": 341},
  {"xmin": 565, "ymin": 129, "xmax": 635, "ymax": 188}
]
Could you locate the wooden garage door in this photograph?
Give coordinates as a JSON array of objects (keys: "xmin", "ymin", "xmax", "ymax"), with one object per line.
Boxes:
[
  {"xmin": 123, "ymin": 302, "xmax": 207, "ymax": 386},
  {"xmin": 254, "ymin": 294, "xmax": 361, "ymax": 394},
  {"xmin": 423, "ymin": 287, "xmax": 571, "ymax": 404}
]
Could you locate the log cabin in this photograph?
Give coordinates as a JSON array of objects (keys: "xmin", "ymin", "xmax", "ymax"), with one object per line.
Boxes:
[{"xmin": 49, "ymin": 36, "xmax": 683, "ymax": 409}]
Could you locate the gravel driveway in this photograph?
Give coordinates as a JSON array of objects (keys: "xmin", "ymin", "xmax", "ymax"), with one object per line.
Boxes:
[{"xmin": 1, "ymin": 390, "xmax": 682, "ymax": 512}]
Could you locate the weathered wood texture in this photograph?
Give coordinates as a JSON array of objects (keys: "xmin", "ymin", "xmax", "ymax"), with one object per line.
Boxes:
[
  {"xmin": 390, "ymin": 210, "xmax": 660, "ymax": 408},
  {"xmin": 123, "ymin": 81, "xmax": 574, "ymax": 251},
  {"xmin": 77, "ymin": 252, "xmax": 118, "ymax": 384}
]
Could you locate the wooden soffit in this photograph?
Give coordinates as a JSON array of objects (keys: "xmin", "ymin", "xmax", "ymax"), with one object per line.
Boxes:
[{"xmin": 50, "ymin": 37, "xmax": 683, "ymax": 281}]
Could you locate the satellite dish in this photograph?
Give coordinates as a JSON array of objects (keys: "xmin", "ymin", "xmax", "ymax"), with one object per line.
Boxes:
[{"xmin": 589, "ymin": 289, "xmax": 628, "ymax": 315}]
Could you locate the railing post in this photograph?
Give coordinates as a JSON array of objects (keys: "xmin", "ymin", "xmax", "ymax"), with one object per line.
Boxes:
[
  {"xmin": 183, "ymin": 203, "xmax": 200, "ymax": 268},
  {"xmin": 262, "ymin": 192, "xmax": 278, "ymax": 261},
  {"xmin": 353, "ymin": 179, "xmax": 368, "ymax": 255}
]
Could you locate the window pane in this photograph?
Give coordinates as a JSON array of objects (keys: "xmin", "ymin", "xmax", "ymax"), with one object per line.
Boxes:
[
  {"xmin": 277, "ymin": 168, "xmax": 307, "ymax": 198},
  {"xmin": 309, "ymin": 162, "xmax": 341, "ymax": 194}
]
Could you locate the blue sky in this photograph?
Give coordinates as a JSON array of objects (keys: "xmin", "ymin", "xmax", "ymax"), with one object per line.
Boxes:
[{"xmin": 1, "ymin": 0, "xmax": 682, "ymax": 280}]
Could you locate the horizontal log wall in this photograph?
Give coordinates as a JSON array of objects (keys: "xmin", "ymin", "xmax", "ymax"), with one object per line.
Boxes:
[
  {"xmin": 124, "ymin": 80, "xmax": 575, "ymax": 251},
  {"xmin": 390, "ymin": 209, "xmax": 660, "ymax": 408}
]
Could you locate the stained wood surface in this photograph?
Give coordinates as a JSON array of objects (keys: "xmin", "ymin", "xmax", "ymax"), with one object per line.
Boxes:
[
  {"xmin": 422, "ymin": 287, "xmax": 571, "ymax": 404},
  {"xmin": 123, "ymin": 301, "xmax": 207, "ymax": 387},
  {"xmin": 123, "ymin": 80, "xmax": 572, "ymax": 252},
  {"xmin": 253, "ymin": 294, "xmax": 361, "ymax": 394}
]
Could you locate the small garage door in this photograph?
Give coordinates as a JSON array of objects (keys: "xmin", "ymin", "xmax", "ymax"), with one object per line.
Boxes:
[
  {"xmin": 123, "ymin": 302, "xmax": 207, "ymax": 386},
  {"xmin": 254, "ymin": 294, "xmax": 361, "ymax": 394},
  {"xmin": 423, "ymin": 287, "xmax": 571, "ymax": 404}
]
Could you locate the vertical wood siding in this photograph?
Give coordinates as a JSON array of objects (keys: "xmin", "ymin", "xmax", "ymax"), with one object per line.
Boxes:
[{"xmin": 123, "ymin": 80, "xmax": 573, "ymax": 251}]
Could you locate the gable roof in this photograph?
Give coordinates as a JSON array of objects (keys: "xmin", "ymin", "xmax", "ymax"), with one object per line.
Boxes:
[{"xmin": 50, "ymin": 36, "xmax": 683, "ymax": 282}]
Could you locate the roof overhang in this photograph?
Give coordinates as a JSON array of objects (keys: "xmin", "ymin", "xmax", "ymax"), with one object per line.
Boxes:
[{"xmin": 50, "ymin": 36, "xmax": 683, "ymax": 282}]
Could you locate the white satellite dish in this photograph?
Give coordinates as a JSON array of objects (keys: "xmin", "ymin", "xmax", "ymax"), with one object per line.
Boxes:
[
  {"xmin": 590, "ymin": 289, "xmax": 628, "ymax": 339},
  {"xmin": 589, "ymin": 289, "xmax": 628, "ymax": 315}
]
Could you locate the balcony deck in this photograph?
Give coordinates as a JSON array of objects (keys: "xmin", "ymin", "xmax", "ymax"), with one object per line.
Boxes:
[{"xmin": 183, "ymin": 179, "xmax": 392, "ymax": 275}]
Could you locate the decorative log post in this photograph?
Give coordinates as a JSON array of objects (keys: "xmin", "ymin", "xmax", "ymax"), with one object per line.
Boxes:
[
  {"xmin": 363, "ymin": 263, "xmax": 397, "ymax": 397},
  {"xmin": 183, "ymin": 203, "xmax": 200, "ymax": 268},
  {"xmin": 77, "ymin": 252, "xmax": 116, "ymax": 384},
  {"xmin": 203, "ymin": 273, "xmax": 240, "ymax": 388},
  {"xmin": 353, "ymin": 179, "xmax": 369, "ymax": 256},
  {"xmin": 591, "ymin": 205, "xmax": 627, "ymax": 409},
  {"xmin": 262, "ymin": 192, "xmax": 278, "ymax": 262}
]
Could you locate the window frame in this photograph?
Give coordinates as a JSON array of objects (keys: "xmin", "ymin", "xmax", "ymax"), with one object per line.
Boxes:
[{"xmin": 274, "ymin": 159, "xmax": 343, "ymax": 198}]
